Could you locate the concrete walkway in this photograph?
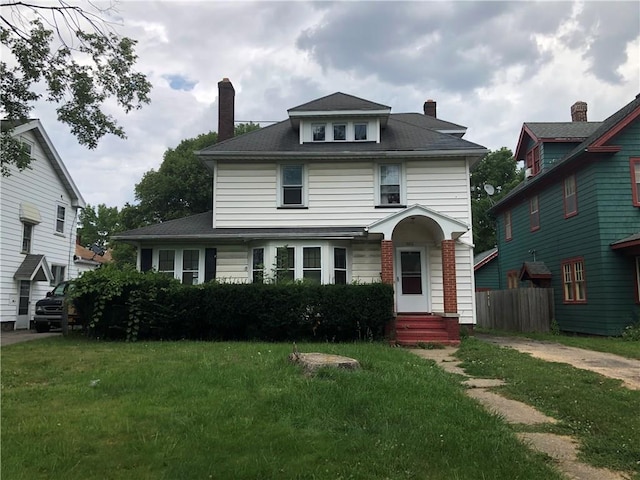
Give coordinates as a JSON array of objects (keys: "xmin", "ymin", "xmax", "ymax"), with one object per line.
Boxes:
[{"xmin": 411, "ymin": 345, "xmax": 631, "ymax": 480}]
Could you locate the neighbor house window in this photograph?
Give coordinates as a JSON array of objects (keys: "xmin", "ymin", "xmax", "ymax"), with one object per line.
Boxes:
[
  {"xmin": 158, "ymin": 250, "xmax": 175, "ymax": 277},
  {"xmin": 182, "ymin": 250, "xmax": 199, "ymax": 285},
  {"xmin": 562, "ymin": 258, "xmax": 586, "ymax": 303},
  {"xmin": 312, "ymin": 124, "xmax": 325, "ymax": 142},
  {"xmin": 281, "ymin": 164, "xmax": 304, "ymax": 206},
  {"xmin": 334, "ymin": 247, "xmax": 347, "ymax": 284},
  {"xmin": 276, "ymin": 247, "xmax": 295, "ymax": 283},
  {"xmin": 530, "ymin": 196, "xmax": 540, "ymax": 231},
  {"xmin": 505, "ymin": 210, "xmax": 512, "ymax": 241},
  {"xmin": 252, "ymin": 248, "xmax": 264, "ymax": 283},
  {"xmin": 333, "ymin": 124, "xmax": 346, "ymax": 141},
  {"xmin": 507, "ymin": 270, "xmax": 519, "ymax": 289},
  {"xmin": 55, "ymin": 205, "xmax": 66, "ymax": 234},
  {"xmin": 526, "ymin": 146, "xmax": 541, "ymax": 175},
  {"xmin": 50, "ymin": 265, "xmax": 65, "ymax": 286},
  {"xmin": 631, "ymin": 158, "xmax": 640, "ymax": 207},
  {"xmin": 379, "ymin": 164, "xmax": 401, "ymax": 205},
  {"xmin": 354, "ymin": 123, "xmax": 368, "ymax": 141},
  {"xmin": 22, "ymin": 222, "xmax": 33, "ymax": 252},
  {"xmin": 303, "ymin": 247, "xmax": 321, "ymax": 283},
  {"xmin": 564, "ymin": 174, "xmax": 577, "ymax": 217}
]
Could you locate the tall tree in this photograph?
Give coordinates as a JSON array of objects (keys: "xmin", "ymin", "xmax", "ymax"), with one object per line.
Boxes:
[
  {"xmin": 78, "ymin": 203, "xmax": 121, "ymax": 248},
  {"xmin": 470, "ymin": 148, "xmax": 523, "ymax": 252},
  {"xmin": 1, "ymin": 1, "xmax": 152, "ymax": 176},
  {"xmin": 134, "ymin": 123, "xmax": 260, "ymax": 222}
]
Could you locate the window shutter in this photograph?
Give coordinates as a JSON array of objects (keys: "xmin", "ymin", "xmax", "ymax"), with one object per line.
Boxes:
[
  {"xmin": 205, "ymin": 248, "xmax": 217, "ymax": 282},
  {"xmin": 140, "ymin": 249, "xmax": 153, "ymax": 272}
]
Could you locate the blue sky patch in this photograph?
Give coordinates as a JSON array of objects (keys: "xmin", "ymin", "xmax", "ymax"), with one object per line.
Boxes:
[{"xmin": 163, "ymin": 74, "xmax": 197, "ymax": 91}]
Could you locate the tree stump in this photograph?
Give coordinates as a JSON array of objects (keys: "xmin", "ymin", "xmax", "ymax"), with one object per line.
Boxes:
[{"xmin": 288, "ymin": 352, "xmax": 360, "ymax": 374}]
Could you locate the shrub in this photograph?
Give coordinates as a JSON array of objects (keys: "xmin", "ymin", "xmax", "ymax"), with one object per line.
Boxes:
[{"xmin": 70, "ymin": 267, "xmax": 394, "ymax": 342}]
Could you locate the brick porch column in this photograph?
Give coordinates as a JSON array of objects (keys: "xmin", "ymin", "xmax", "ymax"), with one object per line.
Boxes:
[
  {"xmin": 441, "ymin": 239, "xmax": 457, "ymax": 313},
  {"xmin": 381, "ymin": 240, "xmax": 394, "ymax": 285}
]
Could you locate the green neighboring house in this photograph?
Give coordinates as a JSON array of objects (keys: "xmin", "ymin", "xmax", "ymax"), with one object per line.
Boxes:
[
  {"xmin": 474, "ymin": 247, "xmax": 499, "ymax": 291},
  {"xmin": 490, "ymin": 95, "xmax": 640, "ymax": 336}
]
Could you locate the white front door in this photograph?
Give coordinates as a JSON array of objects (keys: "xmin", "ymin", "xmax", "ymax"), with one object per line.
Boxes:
[
  {"xmin": 16, "ymin": 280, "xmax": 31, "ymax": 329},
  {"xmin": 396, "ymin": 247, "xmax": 429, "ymax": 312}
]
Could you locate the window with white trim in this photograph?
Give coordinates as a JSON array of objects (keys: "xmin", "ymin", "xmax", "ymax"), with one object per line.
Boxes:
[
  {"xmin": 333, "ymin": 123, "xmax": 346, "ymax": 141},
  {"xmin": 55, "ymin": 205, "xmax": 66, "ymax": 234},
  {"xmin": 562, "ymin": 258, "xmax": 586, "ymax": 303},
  {"xmin": 354, "ymin": 123, "xmax": 368, "ymax": 141},
  {"xmin": 312, "ymin": 124, "xmax": 325, "ymax": 142},
  {"xmin": 280, "ymin": 164, "xmax": 305, "ymax": 207},
  {"xmin": 379, "ymin": 164, "xmax": 402, "ymax": 205},
  {"xmin": 50, "ymin": 265, "xmax": 65, "ymax": 286},
  {"xmin": 182, "ymin": 250, "xmax": 199, "ymax": 285},
  {"xmin": 303, "ymin": 247, "xmax": 321, "ymax": 283},
  {"xmin": 22, "ymin": 222, "xmax": 33, "ymax": 253},
  {"xmin": 158, "ymin": 250, "xmax": 175, "ymax": 277},
  {"xmin": 276, "ymin": 247, "xmax": 295, "ymax": 283},
  {"xmin": 334, "ymin": 247, "xmax": 347, "ymax": 285},
  {"xmin": 252, "ymin": 248, "xmax": 264, "ymax": 283}
]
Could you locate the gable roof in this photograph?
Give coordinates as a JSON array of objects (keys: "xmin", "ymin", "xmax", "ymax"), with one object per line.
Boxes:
[
  {"xmin": 2, "ymin": 119, "xmax": 86, "ymax": 208},
  {"xmin": 14, "ymin": 254, "xmax": 51, "ymax": 281},
  {"xmin": 520, "ymin": 261, "xmax": 552, "ymax": 280},
  {"xmin": 288, "ymin": 92, "xmax": 391, "ymax": 113},
  {"xmin": 493, "ymin": 93, "xmax": 640, "ymax": 212},
  {"xmin": 474, "ymin": 247, "xmax": 498, "ymax": 271},
  {"xmin": 525, "ymin": 122, "xmax": 602, "ymax": 140}
]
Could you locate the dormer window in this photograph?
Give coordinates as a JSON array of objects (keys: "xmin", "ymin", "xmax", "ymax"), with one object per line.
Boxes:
[
  {"xmin": 312, "ymin": 124, "xmax": 325, "ymax": 142},
  {"xmin": 333, "ymin": 124, "xmax": 346, "ymax": 141},
  {"xmin": 354, "ymin": 123, "xmax": 368, "ymax": 141}
]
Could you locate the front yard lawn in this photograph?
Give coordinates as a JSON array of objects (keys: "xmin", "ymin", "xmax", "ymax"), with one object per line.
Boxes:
[{"xmin": 1, "ymin": 337, "xmax": 562, "ymax": 480}]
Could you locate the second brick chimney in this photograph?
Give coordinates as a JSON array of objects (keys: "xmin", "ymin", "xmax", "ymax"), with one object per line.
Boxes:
[
  {"xmin": 570, "ymin": 101, "xmax": 587, "ymax": 122},
  {"xmin": 423, "ymin": 99, "xmax": 437, "ymax": 118},
  {"xmin": 218, "ymin": 78, "xmax": 235, "ymax": 142}
]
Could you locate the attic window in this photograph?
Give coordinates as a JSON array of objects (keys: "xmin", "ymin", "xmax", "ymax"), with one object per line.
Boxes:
[
  {"xmin": 354, "ymin": 123, "xmax": 368, "ymax": 141},
  {"xmin": 333, "ymin": 124, "xmax": 346, "ymax": 141},
  {"xmin": 312, "ymin": 124, "xmax": 325, "ymax": 142}
]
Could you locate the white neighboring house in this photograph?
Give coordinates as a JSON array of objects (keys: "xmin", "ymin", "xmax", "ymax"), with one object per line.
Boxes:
[
  {"xmin": 113, "ymin": 80, "xmax": 488, "ymax": 344},
  {"xmin": 1, "ymin": 119, "xmax": 86, "ymax": 330}
]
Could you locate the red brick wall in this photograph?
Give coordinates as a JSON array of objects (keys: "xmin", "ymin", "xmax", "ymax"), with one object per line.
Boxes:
[
  {"xmin": 381, "ymin": 240, "xmax": 394, "ymax": 285},
  {"xmin": 442, "ymin": 239, "xmax": 457, "ymax": 313}
]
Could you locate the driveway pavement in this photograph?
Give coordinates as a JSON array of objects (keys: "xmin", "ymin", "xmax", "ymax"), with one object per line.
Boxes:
[{"xmin": 0, "ymin": 330, "xmax": 61, "ymax": 347}]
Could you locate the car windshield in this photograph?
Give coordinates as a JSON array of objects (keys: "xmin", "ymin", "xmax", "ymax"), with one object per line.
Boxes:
[{"xmin": 51, "ymin": 282, "xmax": 68, "ymax": 296}]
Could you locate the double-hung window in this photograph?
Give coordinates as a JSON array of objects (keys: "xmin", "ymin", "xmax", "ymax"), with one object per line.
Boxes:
[
  {"xmin": 182, "ymin": 250, "xmax": 199, "ymax": 285},
  {"xmin": 158, "ymin": 250, "xmax": 175, "ymax": 277},
  {"xmin": 379, "ymin": 164, "xmax": 401, "ymax": 205},
  {"xmin": 312, "ymin": 124, "xmax": 325, "ymax": 142},
  {"xmin": 334, "ymin": 248, "xmax": 347, "ymax": 284},
  {"xmin": 50, "ymin": 265, "xmax": 65, "ymax": 286},
  {"xmin": 252, "ymin": 248, "xmax": 265, "ymax": 283},
  {"xmin": 302, "ymin": 247, "xmax": 321, "ymax": 283},
  {"xmin": 564, "ymin": 175, "xmax": 577, "ymax": 217},
  {"xmin": 631, "ymin": 158, "xmax": 640, "ymax": 207},
  {"xmin": 276, "ymin": 247, "xmax": 295, "ymax": 283},
  {"xmin": 505, "ymin": 211, "xmax": 512, "ymax": 241},
  {"xmin": 562, "ymin": 258, "xmax": 586, "ymax": 303},
  {"xmin": 333, "ymin": 124, "xmax": 346, "ymax": 141},
  {"xmin": 22, "ymin": 222, "xmax": 33, "ymax": 253},
  {"xmin": 354, "ymin": 123, "xmax": 368, "ymax": 141},
  {"xmin": 55, "ymin": 205, "xmax": 66, "ymax": 234},
  {"xmin": 281, "ymin": 165, "xmax": 304, "ymax": 207},
  {"xmin": 530, "ymin": 196, "xmax": 540, "ymax": 231}
]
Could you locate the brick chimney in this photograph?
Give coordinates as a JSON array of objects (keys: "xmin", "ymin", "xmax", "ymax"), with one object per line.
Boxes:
[
  {"xmin": 570, "ymin": 101, "xmax": 587, "ymax": 122},
  {"xmin": 218, "ymin": 78, "xmax": 235, "ymax": 142},
  {"xmin": 423, "ymin": 99, "xmax": 437, "ymax": 118}
]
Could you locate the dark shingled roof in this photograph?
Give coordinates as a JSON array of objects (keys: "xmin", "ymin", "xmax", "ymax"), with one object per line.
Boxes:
[
  {"xmin": 493, "ymin": 93, "xmax": 640, "ymax": 212},
  {"xmin": 474, "ymin": 247, "xmax": 498, "ymax": 267},
  {"xmin": 520, "ymin": 261, "xmax": 552, "ymax": 280},
  {"xmin": 199, "ymin": 115, "xmax": 484, "ymax": 155},
  {"xmin": 525, "ymin": 122, "xmax": 602, "ymax": 139},
  {"xmin": 288, "ymin": 92, "xmax": 390, "ymax": 112},
  {"xmin": 14, "ymin": 254, "xmax": 49, "ymax": 281},
  {"xmin": 112, "ymin": 212, "xmax": 367, "ymax": 241}
]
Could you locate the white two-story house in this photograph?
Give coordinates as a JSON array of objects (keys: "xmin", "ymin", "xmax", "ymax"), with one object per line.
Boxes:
[
  {"xmin": 1, "ymin": 120, "xmax": 86, "ymax": 330},
  {"xmin": 113, "ymin": 79, "xmax": 488, "ymax": 344}
]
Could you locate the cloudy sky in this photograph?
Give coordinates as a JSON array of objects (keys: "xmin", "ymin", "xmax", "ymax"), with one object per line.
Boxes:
[{"xmin": 6, "ymin": 0, "xmax": 640, "ymax": 209}]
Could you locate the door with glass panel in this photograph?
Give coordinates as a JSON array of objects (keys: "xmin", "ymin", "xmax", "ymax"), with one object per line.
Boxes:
[{"xmin": 396, "ymin": 247, "xmax": 428, "ymax": 312}]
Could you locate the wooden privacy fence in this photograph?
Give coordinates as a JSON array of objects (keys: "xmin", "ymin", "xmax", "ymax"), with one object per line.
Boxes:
[{"xmin": 475, "ymin": 288, "xmax": 554, "ymax": 333}]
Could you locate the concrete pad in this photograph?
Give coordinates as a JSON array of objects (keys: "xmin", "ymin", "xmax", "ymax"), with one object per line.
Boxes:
[
  {"xmin": 463, "ymin": 378, "xmax": 506, "ymax": 388},
  {"xmin": 466, "ymin": 389, "xmax": 558, "ymax": 425}
]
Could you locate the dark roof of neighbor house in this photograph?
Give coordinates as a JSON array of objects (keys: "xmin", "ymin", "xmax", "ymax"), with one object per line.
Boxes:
[
  {"xmin": 525, "ymin": 122, "xmax": 602, "ymax": 140},
  {"xmin": 473, "ymin": 247, "xmax": 498, "ymax": 270},
  {"xmin": 287, "ymin": 92, "xmax": 391, "ymax": 112},
  {"xmin": 520, "ymin": 261, "xmax": 552, "ymax": 280},
  {"xmin": 14, "ymin": 254, "xmax": 49, "ymax": 281},
  {"xmin": 199, "ymin": 115, "xmax": 485, "ymax": 156},
  {"xmin": 492, "ymin": 93, "xmax": 640, "ymax": 213},
  {"xmin": 111, "ymin": 211, "xmax": 368, "ymax": 241},
  {"xmin": 611, "ymin": 232, "xmax": 640, "ymax": 250}
]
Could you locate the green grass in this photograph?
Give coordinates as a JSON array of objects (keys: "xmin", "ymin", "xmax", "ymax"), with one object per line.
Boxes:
[
  {"xmin": 457, "ymin": 338, "xmax": 640, "ymax": 478},
  {"xmin": 1, "ymin": 337, "xmax": 563, "ymax": 480},
  {"xmin": 476, "ymin": 328, "xmax": 640, "ymax": 360}
]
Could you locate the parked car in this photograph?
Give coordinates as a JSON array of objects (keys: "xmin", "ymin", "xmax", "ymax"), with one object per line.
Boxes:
[{"xmin": 31, "ymin": 281, "xmax": 80, "ymax": 333}]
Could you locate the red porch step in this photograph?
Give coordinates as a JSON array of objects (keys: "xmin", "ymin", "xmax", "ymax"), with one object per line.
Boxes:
[{"xmin": 394, "ymin": 314, "xmax": 460, "ymax": 346}]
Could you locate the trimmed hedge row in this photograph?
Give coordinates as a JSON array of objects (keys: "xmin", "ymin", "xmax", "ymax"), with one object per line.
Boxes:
[{"xmin": 71, "ymin": 266, "xmax": 394, "ymax": 342}]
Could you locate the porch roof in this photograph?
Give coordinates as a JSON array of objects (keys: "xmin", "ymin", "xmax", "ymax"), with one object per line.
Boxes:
[{"xmin": 14, "ymin": 254, "xmax": 51, "ymax": 282}]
